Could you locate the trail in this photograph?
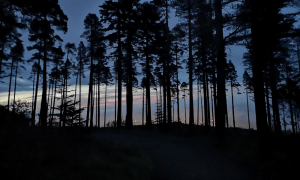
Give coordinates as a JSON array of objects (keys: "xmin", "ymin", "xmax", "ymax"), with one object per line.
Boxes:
[{"xmin": 94, "ymin": 129, "xmax": 263, "ymax": 180}]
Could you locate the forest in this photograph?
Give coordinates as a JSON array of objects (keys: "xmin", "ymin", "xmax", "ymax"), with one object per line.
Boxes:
[
  {"xmin": 1, "ymin": 0, "xmax": 300, "ymax": 179},
  {"xmin": 1, "ymin": 0, "xmax": 300, "ymax": 134}
]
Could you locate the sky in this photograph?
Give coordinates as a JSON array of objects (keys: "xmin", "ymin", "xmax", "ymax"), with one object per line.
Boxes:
[{"xmin": 3, "ymin": 0, "xmax": 299, "ymax": 129}]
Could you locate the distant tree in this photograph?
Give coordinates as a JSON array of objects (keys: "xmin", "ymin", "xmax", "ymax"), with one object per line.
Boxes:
[
  {"xmin": 81, "ymin": 13, "xmax": 104, "ymax": 127},
  {"xmin": 227, "ymin": 60, "xmax": 240, "ymax": 129},
  {"xmin": 180, "ymin": 82, "xmax": 189, "ymax": 124},
  {"xmin": 76, "ymin": 41, "xmax": 88, "ymax": 124},
  {"xmin": 172, "ymin": 0, "xmax": 196, "ymax": 127},
  {"xmin": 243, "ymin": 70, "xmax": 253, "ymax": 130},
  {"xmin": 137, "ymin": 1, "xmax": 164, "ymax": 127},
  {"xmin": 7, "ymin": 40, "xmax": 25, "ymax": 113}
]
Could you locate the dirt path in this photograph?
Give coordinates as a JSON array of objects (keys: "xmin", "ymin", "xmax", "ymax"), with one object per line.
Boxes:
[{"xmin": 94, "ymin": 129, "xmax": 263, "ymax": 180}]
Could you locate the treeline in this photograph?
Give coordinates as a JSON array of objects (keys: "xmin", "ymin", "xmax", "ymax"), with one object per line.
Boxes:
[{"xmin": 1, "ymin": 0, "xmax": 300, "ymax": 134}]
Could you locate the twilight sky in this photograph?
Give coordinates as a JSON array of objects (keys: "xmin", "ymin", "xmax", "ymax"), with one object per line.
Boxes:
[{"xmin": 4, "ymin": 0, "xmax": 299, "ymax": 129}]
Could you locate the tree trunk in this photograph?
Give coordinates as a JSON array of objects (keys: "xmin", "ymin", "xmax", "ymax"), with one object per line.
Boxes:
[
  {"xmin": 246, "ymin": 89, "xmax": 251, "ymax": 130},
  {"xmin": 200, "ymin": 85, "xmax": 204, "ymax": 125},
  {"xmin": 249, "ymin": 0, "xmax": 268, "ymax": 134},
  {"xmin": 115, "ymin": 74, "xmax": 117, "ymax": 127},
  {"xmin": 7, "ymin": 58, "xmax": 14, "ymax": 110},
  {"xmin": 32, "ymin": 43, "xmax": 42, "ymax": 126},
  {"xmin": 32, "ymin": 71, "xmax": 36, "ymax": 121},
  {"xmin": 49, "ymin": 80, "xmax": 54, "ymax": 127},
  {"xmin": 215, "ymin": 0, "xmax": 226, "ymax": 131},
  {"xmin": 51, "ymin": 79, "xmax": 57, "ymax": 126},
  {"xmin": 211, "ymin": 85, "xmax": 214, "ymax": 127},
  {"xmin": 104, "ymin": 83, "xmax": 107, "ymax": 128},
  {"xmin": 282, "ymin": 102, "xmax": 286, "ymax": 133},
  {"xmin": 176, "ymin": 45, "xmax": 180, "ymax": 124},
  {"xmin": 184, "ymin": 91, "xmax": 187, "ymax": 124},
  {"xmin": 146, "ymin": 36, "xmax": 152, "ymax": 127},
  {"xmin": 90, "ymin": 79, "xmax": 95, "ymax": 127},
  {"xmin": 231, "ymin": 82, "xmax": 235, "ymax": 129},
  {"xmin": 188, "ymin": 0, "xmax": 194, "ymax": 127},
  {"xmin": 12, "ymin": 59, "xmax": 19, "ymax": 113},
  {"xmin": 265, "ymin": 83, "xmax": 272, "ymax": 130},
  {"xmin": 117, "ymin": 2, "xmax": 122, "ymax": 127},
  {"xmin": 98, "ymin": 79, "xmax": 100, "ymax": 128},
  {"xmin": 197, "ymin": 82, "xmax": 200, "ymax": 126},
  {"xmin": 142, "ymin": 87, "xmax": 145, "ymax": 125},
  {"xmin": 40, "ymin": 38, "xmax": 48, "ymax": 127}
]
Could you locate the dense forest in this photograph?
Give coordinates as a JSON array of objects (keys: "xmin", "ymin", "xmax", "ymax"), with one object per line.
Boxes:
[{"xmin": 1, "ymin": 0, "xmax": 300, "ymax": 136}]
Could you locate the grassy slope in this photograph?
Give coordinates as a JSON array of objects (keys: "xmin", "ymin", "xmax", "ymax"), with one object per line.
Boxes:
[
  {"xmin": 0, "ymin": 127, "xmax": 152, "ymax": 180},
  {"xmin": 1, "ymin": 123, "xmax": 299, "ymax": 180}
]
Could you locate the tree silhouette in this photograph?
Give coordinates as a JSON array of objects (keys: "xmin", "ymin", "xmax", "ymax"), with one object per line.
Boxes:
[
  {"xmin": 81, "ymin": 13, "xmax": 104, "ymax": 127},
  {"xmin": 227, "ymin": 60, "xmax": 240, "ymax": 129},
  {"xmin": 180, "ymin": 82, "xmax": 189, "ymax": 124}
]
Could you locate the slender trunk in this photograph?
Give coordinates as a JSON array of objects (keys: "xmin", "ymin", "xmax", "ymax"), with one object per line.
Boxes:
[
  {"xmin": 211, "ymin": 85, "xmax": 214, "ymax": 127},
  {"xmin": 173, "ymin": 100, "xmax": 175, "ymax": 123},
  {"xmin": 206, "ymin": 74, "xmax": 210, "ymax": 126},
  {"xmin": 163, "ymin": 64, "xmax": 167, "ymax": 125},
  {"xmin": 40, "ymin": 38, "xmax": 48, "ymax": 127},
  {"xmin": 184, "ymin": 91, "xmax": 187, "ymax": 124},
  {"xmin": 126, "ymin": 31, "xmax": 133, "ymax": 128},
  {"xmin": 165, "ymin": 0, "xmax": 172, "ymax": 125},
  {"xmin": 95, "ymin": 81, "xmax": 98, "ymax": 127},
  {"xmin": 160, "ymin": 84, "xmax": 162, "ymax": 124},
  {"xmin": 32, "ymin": 71, "xmax": 36, "ymax": 121},
  {"xmin": 197, "ymin": 82, "xmax": 200, "ymax": 126},
  {"xmin": 49, "ymin": 80, "xmax": 54, "ymax": 127},
  {"xmin": 51, "ymin": 79, "xmax": 57, "ymax": 126},
  {"xmin": 7, "ymin": 58, "xmax": 14, "ymax": 110},
  {"xmin": 12, "ymin": 59, "xmax": 19, "ymax": 113},
  {"xmin": 282, "ymin": 102, "xmax": 286, "ymax": 133},
  {"xmin": 156, "ymin": 87, "xmax": 159, "ymax": 124},
  {"xmin": 265, "ymin": 83, "xmax": 272, "ymax": 130},
  {"xmin": 231, "ymin": 82, "xmax": 235, "ymax": 128},
  {"xmin": 79, "ymin": 61, "xmax": 82, "ymax": 124},
  {"xmin": 289, "ymin": 94, "xmax": 295, "ymax": 134},
  {"xmin": 246, "ymin": 89, "xmax": 251, "ymax": 130},
  {"xmin": 203, "ymin": 72, "xmax": 208, "ymax": 126},
  {"xmin": 74, "ymin": 72, "xmax": 78, "ymax": 123},
  {"xmin": 59, "ymin": 79, "xmax": 64, "ymax": 127},
  {"xmin": 98, "ymin": 79, "xmax": 100, "ymax": 128},
  {"xmin": 176, "ymin": 45, "xmax": 180, "ymax": 124},
  {"xmin": 115, "ymin": 74, "xmax": 117, "ymax": 127},
  {"xmin": 142, "ymin": 87, "xmax": 145, "ymax": 125},
  {"xmin": 225, "ymin": 89, "xmax": 229, "ymax": 128},
  {"xmin": 200, "ymin": 85, "xmax": 204, "ymax": 125},
  {"xmin": 117, "ymin": 2, "xmax": 122, "ymax": 128},
  {"xmin": 104, "ymin": 83, "xmax": 107, "ymax": 128},
  {"xmin": 63, "ymin": 77, "xmax": 67, "ymax": 127},
  {"xmin": 32, "ymin": 51, "xmax": 41, "ymax": 126},
  {"xmin": 90, "ymin": 79, "xmax": 95, "ymax": 127},
  {"xmin": 188, "ymin": 0, "xmax": 194, "ymax": 127},
  {"xmin": 145, "ymin": 36, "xmax": 152, "ymax": 126}
]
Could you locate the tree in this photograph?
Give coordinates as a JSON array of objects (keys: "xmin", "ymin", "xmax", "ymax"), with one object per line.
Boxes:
[
  {"xmin": 180, "ymin": 82, "xmax": 189, "ymax": 124},
  {"xmin": 7, "ymin": 40, "xmax": 24, "ymax": 112},
  {"xmin": 137, "ymin": 1, "xmax": 164, "ymax": 127},
  {"xmin": 100, "ymin": 0, "xmax": 123, "ymax": 128},
  {"xmin": 76, "ymin": 41, "xmax": 88, "ymax": 124},
  {"xmin": 81, "ymin": 13, "xmax": 105, "ymax": 127},
  {"xmin": 243, "ymin": 70, "xmax": 253, "ymax": 130},
  {"xmin": 172, "ymin": 0, "xmax": 196, "ymax": 127},
  {"xmin": 227, "ymin": 60, "xmax": 240, "ymax": 128}
]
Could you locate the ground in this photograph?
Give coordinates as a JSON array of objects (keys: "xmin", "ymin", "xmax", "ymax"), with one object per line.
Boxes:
[{"xmin": 1, "ymin": 124, "xmax": 299, "ymax": 180}]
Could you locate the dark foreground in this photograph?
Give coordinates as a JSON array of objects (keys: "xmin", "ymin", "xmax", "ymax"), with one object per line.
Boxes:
[{"xmin": 1, "ymin": 124, "xmax": 299, "ymax": 180}]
